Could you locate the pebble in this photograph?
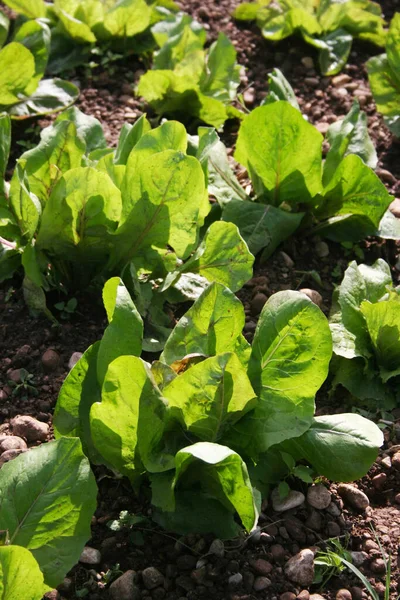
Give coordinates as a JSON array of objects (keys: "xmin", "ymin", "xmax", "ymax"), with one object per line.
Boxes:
[
  {"xmin": 297, "ymin": 591, "xmax": 310, "ymax": 600},
  {"xmin": 316, "ymin": 122, "xmax": 330, "ymax": 134},
  {"xmin": 79, "ymin": 546, "xmax": 101, "ymax": 565},
  {"xmin": 251, "ymin": 293, "xmax": 268, "ymax": 316},
  {"xmin": 0, "ymin": 448, "xmax": 26, "ymax": 466},
  {"xmin": 271, "ymin": 488, "xmax": 305, "ymax": 512},
  {"xmin": 370, "ymin": 558, "xmax": 386, "ymax": 574},
  {"xmin": 380, "ymin": 455, "xmax": 392, "ymax": 469},
  {"xmin": 109, "ymin": 571, "xmax": 140, "ymax": 600},
  {"xmin": 307, "ymin": 484, "xmax": 331, "ymax": 509},
  {"xmin": 41, "ymin": 349, "xmax": 60, "ymax": 372},
  {"xmin": 395, "ymin": 493, "xmax": 400, "ymax": 504},
  {"xmin": 376, "ymin": 168, "xmax": 396, "ymax": 186},
  {"xmin": 349, "ymin": 587, "xmax": 362, "ymax": 600},
  {"xmin": 8, "ymin": 368, "xmax": 23, "ymax": 383},
  {"xmin": 253, "ymin": 576, "xmax": 271, "ymax": 591},
  {"xmin": 301, "ymin": 57, "xmax": 314, "ymax": 69},
  {"xmin": 336, "ymin": 590, "xmax": 352, "ymax": 600},
  {"xmin": 0, "ymin": 436, "xmax": 27, "ymax": 453},
  {"xmin": 350, "ymin": 551, "xmax": 368, "ymax": 567},
  {"xmin": 305, "ymin": 509, "xmax": 322, "ymax": 531},
  {"xmin": 279, "ymin": 251, "xmax": 294, "ymax": 268},
  {"xmin": 337, "ymin": 484, "xmax": 369, "ymax": 510},
  {"xmin": 310, "ymin": 595, "xmax": 325, "ymax": 600},
  {"xmin": 142, "ymin": 566, "xmax": 164, "ymax": 590},
  {"xmin": 250, "ymin": 558, "xmax": 273, "ymax": 576},
  {"xmin": 228, "ymin": 573, "xmax": 243, "ymax": 588},
  {"xmin": 176, "ymin": 555, "xmax": 196, "ymax": 570},
  {"xmin": 284, "ymin": 549, "xmax": 315, "ymax": 586},
  {"xmin": 209, "ymin": 538, "xmax": 224, "ymax": 558},
  {"xmin": 281, "ymin": 593, "xmax": 296, "ymax": 600},
  {"xmin": 326, "ymin": 502, "xmax": 341, "ymax": 517},
  {"xmin": 315, "ymin": 241, "xmax": 329, "ymax": 258},
  {"xmin": 68, "ymin": 352, "xmax": 83, "ymax": 370},
  {"xmin": 299, "ymin": 289, "xmax": 323, "ymax": 309},
  {"xmin": 11, "ymin": 415, "xmax": 49, "ymax": 442},
  {"xmin": 392, "ymin": 451, "xmax": 400, "ymax": 470},
  {"xmin": 372, "ymin": 473, "xmax": 387, "ymax": 490},
  {"xmin": 332, "ymin": 74, "xmax": 351, "ymax": 87},
  {"xmin": 247, "ymin": 526, "xmax": 261, "ymax": 545},
  {"xmin": 271, "ymin": 544, "xmax": 286, "ymax": 562},
  {"xmin": 243, "ymin": 88, "xmax": 255, "ymax": 105},
  {"xmin": 305, "ymin": 77, "xmax": 319, "ymax": 87},
  {"xmin": 389, "ymin": 198, "xmax": 400, "ymax": 218},
  {"xmin": 326, "ymin": 521, "xmax": 341, "ymax": 537}
]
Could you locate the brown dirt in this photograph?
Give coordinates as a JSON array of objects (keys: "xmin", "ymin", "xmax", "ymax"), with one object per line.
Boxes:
[{"xmin": 0, "ymin": 0, "xmax": 400, "ymax": 598}]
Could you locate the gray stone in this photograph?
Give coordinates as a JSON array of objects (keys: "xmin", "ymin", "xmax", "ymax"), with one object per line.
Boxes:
[
  {"xmin": 301, "ymin": 57, "xmax": 314, "ymax": 69},
  {"xmin": 142, "ymin": 567, "xmax": 164, "ymax": 590},
  {"xmin": 300, "ymin": 289, "xmax": 323, "ymax": 309},
  {"xmin": 350, "ymin": 551, "xmax": 368, "ymax": 567},
  {"xmin": 228, "ymin": 573, "xmax": 243, "ymax": 587},
  {"xmin": 250, "ymin": 558, "xmax": 273, "ymax": 576},
  {"xmin": 253, "ymin": 576, "xmax": 271, "ymax": 591},
  {"xmin": 68, "ymin": 352, "xmax": 83, "ymax": 370},
  {"xmin": 284, "ymin": 549, "xmax": 314, "ymax": 586},
  {"xmin": 307, "ymin": 484, "xmax": 331, "ymax": 510},
  {"xmin": 79, "ymin": 546, "xmax": 101, "ymax": 565},
  {"xmin": 0, "ymin": 436, "xmax": 27, "ymax": 453},
  {"xmin": 109, "ymin": 571, "xmax": 141, "ymax": 600},
  {"xmin": 337, "ymin": 484, "xmax": 369, "ymax": 510},
  {"xmin": 11, "ymin": 415, "xmax": 49, "ymax": 442},
  {"xmin": 209, "ymin": 538, "xmax": 224, "ymax": 558},
  {"xmin": 0, "ymin": 448, "xmax": 26, "ymax": 466},
  {"xmin": 271, "ymin": 488, "xmax": 305, "ymax": 512},
  {"xmin": 315, "ymin": 241, "xmax": 329, "ymax": 258}
]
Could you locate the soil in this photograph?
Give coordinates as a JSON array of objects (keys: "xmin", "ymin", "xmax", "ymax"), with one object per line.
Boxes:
[{"xmin": 1, "ymin": 0, "xmax": 400, "ymax": 599}]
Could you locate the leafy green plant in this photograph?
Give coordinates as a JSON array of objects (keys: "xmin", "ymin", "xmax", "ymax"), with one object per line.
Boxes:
[
  {"xmin": 53, "ymin": 277, "xmax": 383, "ymax": 538},
  {"xmin": 203, "ymin": 95, "xmax": 394, "ymax": 261},
  {"xmin": 137, "ymin": 14, "xmax": 243, "ymax": 127},
  {"xmin": 54, "ymin": 296, "xmax": 78, "ymax": 319},
  {"xmin": 0, "ymin": 107, "xmax": 253, "ymax": 346},
  {"xmin": 234, "ymin": 0, "xmax": 386, "ymax": 76},
  {"xmin": 0, "ymin": 16, "xmax": 78, "ymax": 117},
  {"xmin": 8, "ymin": 368, "xmax": 38, "ymax": 397},
  {"xmin": 0, "ymin": 437, "xmax": 97, "ymax": 598},
  {"xmin": 2, "ymin": 0, "xmax": 180, "ymax": 74},
  {"xmin": 367, "ymin": 13, "xmax": 400, "ymax": 137},
  {"xmin": 329, "ymin": 258, "xmax": 400, "ymax": 409}
]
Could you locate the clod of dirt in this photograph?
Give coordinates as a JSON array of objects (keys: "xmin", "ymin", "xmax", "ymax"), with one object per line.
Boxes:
[
  {"xmin": 284, "ymin": 548, "xmax": 315, "ymax": 586},
  {"xmin": 0, "ymin": 448, "xmax": 26, "ymax": 466},
  {"xmin": 338, "ymin": 483, "xmax": 370, "ymax": 510},
  {"xmin": 0, "ymin": 435, "xmax": 27, "ymax": 452},
  {"xmin": 10, "ymin": 415, "xmax": 49, "ymax": 442}
]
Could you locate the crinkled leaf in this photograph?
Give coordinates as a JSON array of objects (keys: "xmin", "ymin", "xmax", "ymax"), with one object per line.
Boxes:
[
  {"xmin": 200, "ymin": 33, "xmax": 240, "ymax": 103},
  {"xmin": 263, "ymin": 68, "xmax": 300, "ymax": 110},
  {"xmin": 0, "ymin": 437, "xmax": 97, "ymax": 588},
  {"xmin": 0, "ymin": 42, "xmax": 35, "ymax": 107},
  {"xmin": 0, "ymin": 545, "xmax": 50, "ymax": 599},
  {"xmin": 10, "ymin": 164, "xmax": 41, "ymax": 241},
  {"xmin": 114, "ymin": 115, "xmax": 151, "ymax": 165},
  {"xmin": 377, "ymin": 209, "xmax": 400, "ymax": 240},
  {"xmin": 207, "ymin": 139, "xmax": 248, "ymax": 207},
  {"xmin": 163, "ymin": 353, "xmax": 256, "ymax": 442},
  {"xmin": 56, "ymin": 106, "xmax": 107, "ymax": 153},
  {"xmin": 235, "ymin": 102, "xmax": 323, "ymax": 206},
  {"xmin": 367, "ymin": 54, "xmax": 400, "ymax": 121}
]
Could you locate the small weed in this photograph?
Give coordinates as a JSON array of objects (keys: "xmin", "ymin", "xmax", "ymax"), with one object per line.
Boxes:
[
  {"xmin": 54, "ymin": 297, "xmax": 78, "ymax": 320},
  {"xmin": 9, "ymin": 369, "xmax": 38, "ymax": 398},
  {"xmin": 278, "ymin": 452, "xmax": 314, "ymax": 498}
]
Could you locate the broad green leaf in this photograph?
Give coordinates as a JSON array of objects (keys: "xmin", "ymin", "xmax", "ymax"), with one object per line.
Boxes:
[
  {"xmin": 53, "ymin": 342, "xmax": 104, "ymax": 463},
  {"xmin": 10, "ymin": 120, "xmax": 85, "ymax": 206},
  {"xmin": 90, "ymin": 356, "xmax": 173, "ymax": 478},
  {"xmin": 174, "ymin": 442, "xmax": 258, "ymax": 532},
  {"xmin": 316, "ymin": 29, "xmax": 353, "ymax": 76},
  {"xmin": 126, "ymin": 120, "xmax": 187, "ymax": 163},
  {"xmin": 361, "ymin": 296, "xmax": 400, "ymax": 381},
  {"xmin": 222, "ymin": 199, "xmax": 304, "ymax": 259},
  {"xmin": 37, "ymin": 166, "xmax": 122, "ymax": 258},
  {"xmin": 3, "ymin": 0, "xmax": 46, "ymax": 18},
  {"xmin": 366, "ymin": 54, "xmax": 400, "ymax": 119},
  {"xmin": 163, "ymin": 353, "xmax": 256, "ymax": 442},
  {"xmin": 113, "ymin": 150, "xmax": 205, "ymax": 268},
  {"xmin": 234, "ymin": 2, "xmax": 268, "ymax": 21},
  {"xmin": 97, "ymin": 277, "xmax": 143, "ymax": 385},
  {"xmin": 0, "ymin": 545, "xmax": 50, "ymax": 599},
  {"xmin": 386, "ymin": 13, "xmax": 400, "ymax": 76},
  {"xmin": 284, "ymin": 414, "xmax": 383, "ymax": 481},
  {"xmin": 207, "ymin": 139, "xmax": 248, "ymax": 207},
  {"xmin": 114, "ymin": 115, "xmax": 151, "ymax": 165},
  {"xmin": 13, "ymin": 19, "xmax": 50, "ymax": 96},
  {"xmin": 0, "ymin": 114, "xmax": 10, "ymax": 203},
  {"xmin": 179, "ymin": 221, "xmax": 254, "ymax": 292},
  {"xmin": 55, "ymin": 4, "xmax": 96, "ymax": 43},
  {"xmin": 316, "ymin": 154, "xmax": 392, "ymax": 241},
  {"xmin": 0, "ymin": 42, "xmax": 35, "ymax": 106},
  {"xmin": 324, "ymin": 100, "xmax": 377, "ymax": 185},
  {"xmin": 160, "ymin": 282, "xmax": 248, "ymax": 365},
  {"xmin": 101, "ymin": 0, "xmax": 152, "ymax": 39},
  {"xmin": 0, "ymin": 437, "xmax": 97, "ymax": 588},
  {"xmin": 10, "ymin": 164, "xmax": 41, "ymax": 241},
  {"xmin": 56, "ymin": 106, "xmax": 107, "ymax": 153},
  {"xmin": 200, "ymin": 33, "xmax": 240, "ymax": 103},
  {"xmin": 151, "ymin": 360, "xmax": 177, "ymax": 389},
  {"xmin": 0, "ymin": 244, "xmax": 21, "ymax": 283},
  {"xmin": 7, "ymin": 78, "xmax": 79, "ymax": 118},
  {"xmin": 263, "ymin": 68, "xmax": 300, "ymax": 110},
  {"xmin": 329, "ymin": 259, "xmax": 392, "ymax": 360},
  {"xmin": 0, "ymin": 12, "xmax": 9, "ymax": 49},
  {"xmin": 229, "ymin": 291, "xmax": 332, "ymax": 456},
  {"xmin": 235, "ymin": 102, "xmax": 323, "ymax": 206},
  {"xmin": 377, "ymin": 209, "xmax": 400, "ymax": 240}
]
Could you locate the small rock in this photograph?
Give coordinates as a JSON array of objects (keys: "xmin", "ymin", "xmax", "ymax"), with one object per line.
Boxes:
[
  {"xmin": 297, "ymin": 591, "xmax": 310, "ymax": 600},
  {"xmin": 142, "ymin": 567, "xmax": 164, "ymax": 590},
  {"xmin": 250, "ymin": 558, "xmax": 273, "ymax": 576},
  {"xmin": 68, "ymin": 352, "xmax": 83, "ymax": 370},
  {"xmin": 305, "ymin": 508, "xmax": 322, "ymax": 531},
  {"xmin": 337, "ymin": 484, "xmax": 369, "ymax": 511},
  {"xmin": 11, "ymin": 415, "xmax": 49, "ymax": 442},
  {"xmin": 243, "ymin": 571, "xmax": 254, "ymax": 592},
  {"xmin": 336, "ymin": 590, "xmax": 352, "ymax": 600},
  {"xmin": 0, "ymin": 448, "xmax": 26, "ymax": 466},
  {"xmin": 0, "ymin": 436, "xmax": 27, "ymax": 453},
  {"xmin": 109, "ymin": 571, "xmax": 141, "ymax": 600},
  {"xmin": 253, "ymin": 576, "xmax": 271, "ymax": 591},
  {"xmin": 374, "ymin": 582, "xmax": 386, "ymax": 596},
  {"xmin": 335, "ymin": 87, "xmax": 349, "ymax": 97},
  {"xmin": 326, "ymin": 502, "xmax": 341, "ymax": 517},
  {"xmin": 279, "ymin": 251, "xmax": 294, "ymax": 268},
  {"xmin": 372, "ymin": 473, "xmax": 387, "ymax": 490},
  {"xmin": 389, "ymin": 198, "xmax": 400, "ymax": 218},
  {"xmin": 392, "ymin": 451, "xmax": 400, "ymax": 470},
  {"xmin": 0, "ymin": 389, "xmax": 8, "ymax": 402},
  {"xmin": 8, "ymin": 369, "xmax": 23, "ymax": 383},
  {"xmin": 284, "ymin": 549, "xmax": 315, "ymax": 586},
  {"xmin": 271, "ymin": 544, "xmax": 286, "ymax": 562},
  {"xmin": 247, "ymin": 526, "xmax": 261, "ymax": 545},
  {"xmin": 315, "ymin": 241, "xmax": 329, "ymax": 258},
  {"xmin": 316, "ymin": 122, "xmax": 330, "ymax": 135},
  {"xmin": 42, "ymin": 349, "xmax": 60, "ymax": 372},
  {"xmin": 79, "ymin": 546, "xmax": 101, "ymax": 565},
  {"xmin": 271, "ymin": 488, "xmax": 305, "ymax": 512},
  {"xmin": 305, "ymin": 77, "xmax": 319, "ymax": 87},
  {"xmin": 281, "ymin": 593, "xmax": 296, "ymax": 600},
  {"xmin": 376, "ymin": 168, "xmax": 396, "ymax": 186},
  {"xmin": 349, "ymin": 587, "xmax": 362, "ymax": 600},
  {"xmin": 175, "ymin": 575, "xmax": 194, "ymax": 592},
  {"xmin": 350, "ymin": 551, "xmax": 368, "ymax": 567},
  {"xmin": 395, "ymin": 493, "xmax": 400, "ymax": 504},
  {"xmin": 326, "ymin": 521, "xmax": 341, "ymax": 537},
  {"xmin": 301, "ymin": 57, "xmax": 314, "ymax": 69},
  {"xmin": 309, "ymin": 595, "xmax": 325, "ymax": 600},
  {"xmin": 332, "ymin": 74, "xmax": 351, "ymax": 87},
  {"xmin": 300, "ymin": 289, "xmax": 323, "ymax": 309},
  {"xmin": 370, "ymin": 558, "xmax": 386, "ymax": 574},
  {"xmin": 228, "ymin": 573, "xmax": 243, "ymax": 588},
  {"xmin": 380, "ymin": 455, "xmax": 392, "ymax": 469},
  {"xmin": 251, "ymin": 293, "xmax": 268, "ymax": 316},
  {"xmin": 363, "ymin": 539, "xmax": 379, "ymax": 552},
  {"xmin": 57, "ymin": 578, "xmax": 73, "ymax": 595},
  {"xmin": 243, "ymin": 88, "xmax": 255, "ymax": 105},
  {"xmin": 307, "ymin": 484, "xmax": 331, "ymax": 509},
  {"xmin": 209, "ymin": 538, "xmax": 224, "ymax": 558}
]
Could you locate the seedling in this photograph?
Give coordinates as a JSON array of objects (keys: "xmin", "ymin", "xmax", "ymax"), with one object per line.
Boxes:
[
  {"xmin": 9, "ymin": 369, "xmax": 38, "ymax": 398},
  {"xmin": 54, "ymin": 298, "xmax": 78, "ymax": 320}
]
